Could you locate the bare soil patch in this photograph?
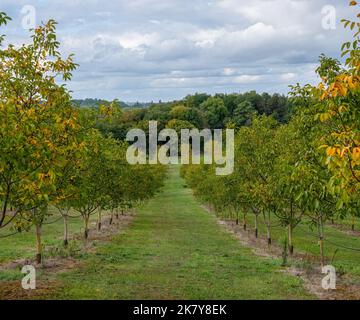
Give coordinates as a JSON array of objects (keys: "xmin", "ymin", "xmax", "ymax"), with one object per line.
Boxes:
[{"xmin": 0, "ymin": 280, "xmax": 62, "ymax": 300}]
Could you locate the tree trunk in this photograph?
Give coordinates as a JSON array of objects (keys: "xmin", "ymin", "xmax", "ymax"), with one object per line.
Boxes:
[
  {"xmin": 35, "ymin": 223, "xmax": 42, "ymax": 264},
  {"xmin": 267, "ymin": 237, "xmax": 271, "ymax": 245},
  {"xmin": 84, "ymin": 216, "xmax": 90, "ymax": 240},
  {"xmin": 265, "ymin": 212, "xmax": 271, "ymax": 246},
  {"xmin": 319, "ymin": 236, "xmax": 325, "ymax": 266},
  {"xmin": 352, "ymin": 214, "xmax": 355, "ymax": 231},
  {"xmin": 254, "ymin": 214, "xmax": 258, "ymax": 238},
  {"xmin": 97, "ymin": 209, "xmax": 102, "ymax": 231},
  {"xmin": 236, "ymin": 211, "xmax": 239, "ymax": 225},
  {"xmin": 63, "ymin": 215, "xmax": 69, "ymax": 247},
  {"xmin": 243, "ymin": 212, "xmax": 247, "ymax": 230},
  {"xmin": 0, "ymin": 184, "xmax": 10, "ymax": 227},
  {"xmin": 288, "ymin": 224, "xmax": 294, "ymax": 255},
  {"xmin": 121, "ymin": 209, "xmax": 124, "ymax": 216},
  {"xmin": 288, "ymin": 201, "xmax": 294, "ymax": 254},
  {"xmin": 318, "ymin": 217, "xmax": 325, "ymax": 266}
]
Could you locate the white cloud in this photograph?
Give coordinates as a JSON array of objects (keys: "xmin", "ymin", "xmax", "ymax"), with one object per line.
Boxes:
[
  {"xmin": 223, "ymin": 68, "xmax": 236, "ymax": 76},
  {"xmin": 117, "ymin": 32, "xmax": 158, "ymax": 49},
  {"xmin": 0, "ymin": 0, "xmax": 355, "ymax": 100},
  {"xmin": 280, "ymin": 72, "xmax": 297, "ymax": 81},
  {"xmin": 233, "ymin": 75, "xmax": 262, "ymax": 84}
]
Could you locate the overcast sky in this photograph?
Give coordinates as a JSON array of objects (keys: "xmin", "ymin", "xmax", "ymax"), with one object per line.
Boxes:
[{"xmin": 0, "ymin": 0, "xmax": 356, "ymax": 101}]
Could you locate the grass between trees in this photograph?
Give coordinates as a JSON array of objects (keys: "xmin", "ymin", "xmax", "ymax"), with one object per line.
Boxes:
[
  {"xmin": 216, "ymin": 210, "xmax": 360, "ymax": 278},
  {"xmin": 1, "ymin": 166, "xmax": 314, "ymax": 299},
  {"xmin": 0, "ymin": 14, "xmax": 166, "ymax": 265}
]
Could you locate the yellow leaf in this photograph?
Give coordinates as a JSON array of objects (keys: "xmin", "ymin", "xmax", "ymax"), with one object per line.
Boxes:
[
  {"xmin": 339, "ymin": 105, "xmax": 348, "ymax": 113},
  {"xmin": 320, "ymin": 113, "xmax": 331, "ymax": 122},
  {"xmin": 338, "ymin": 84, "xmax": 348, "ymax": 96},
  {"xmin": 326, "ymin": 147, "xmax": 337, "ymax": 156},
  {"xmin": 352, "ymin": 147, "xmax": 360, "ymax": 160},
  {"xmin": 320, "ymin": 92, "xmax": 328, "ymax": 100},
  {"xmin": 340, "ymin": 147, "xmax": 350, "ymax": 158}
]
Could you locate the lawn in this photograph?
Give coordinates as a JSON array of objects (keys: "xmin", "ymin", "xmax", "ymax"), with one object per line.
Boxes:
[
  {"xmin": 45, "ymin": 166, "xmax": 313, "ymax": 299},
  {"xmin": 0, "ymin": 208, "xmax": 101, "ymax": 265},
  {"xmin": 224, "ymin": 207, "xmax": 360, "ymax": 279},
  {"xmin": 3, "ymin": 165, "xmax": 360, "ymax": 299}
]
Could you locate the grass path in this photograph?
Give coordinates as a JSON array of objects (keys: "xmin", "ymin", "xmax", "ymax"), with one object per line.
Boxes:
[{"xmin": 52, "ymin": 166, "xmax": 313, "ymax": 299}]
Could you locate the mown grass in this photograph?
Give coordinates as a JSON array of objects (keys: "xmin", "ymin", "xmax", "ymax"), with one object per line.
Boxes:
[
  {"xmin": 0, "ymin": 208, "xmax": 100, "ymax": 265},
  {"xmin": 48, "ymin": 166, "xmax": 313, "ymax": 299},
  {"xmin": 334, "ymin": 215, "xmax": 360, "ymax": 231},
  {"xmin": 3, "ymin": 164, "xmax": 360, "ymax": 298},
  {"xmin": 223, "ymin": 211, "xmax": 360, "ymax": 279}
]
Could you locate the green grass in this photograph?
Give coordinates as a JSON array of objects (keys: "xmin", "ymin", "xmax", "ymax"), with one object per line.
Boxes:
[
  {"xmin": 0, "ymin": 208, "xmax": 99, "ymax": 264},
  {"xmin": 3, "ymin": 165, "xmax": 360, "ymax": 298},
  {"xmin": 333, "ymin": 215, "xmax": 360, "ymax": 231},
  {"xmin": 48, "ymin": 166, "xmax": 313, "ymax": 299},
  {"xmin": 224, "ymin": 211, "xmax": 360, "ymax": 279}
]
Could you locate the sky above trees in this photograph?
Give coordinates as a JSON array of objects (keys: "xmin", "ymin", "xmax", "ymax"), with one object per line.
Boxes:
[{"xmin": 1, "ymin": 0, "xmax": 356, "ymax": 101}]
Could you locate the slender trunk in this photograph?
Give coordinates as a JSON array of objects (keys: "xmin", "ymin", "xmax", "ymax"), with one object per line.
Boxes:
[
  {"xmin": 243, "ymin": 212, "xmax": 247, "ymax": 230},
  {"xmin": 0, "ymin": 184, "xmax": 10, "ymax": 227},
  {"xmin": 254, "ymin": 214, "xmax": 258, "ymax": 238},
  {"xmin": 236, "ymin": 211, "xmax": 239, "ymax": 225},
  {"xmin": 288, "ymin": 200, "xmax": 294, "ymax": 254},
  {"xmin": 318, "ymin": 216, "xmax": 325, "ymax": 266},
  {"xmin": 35, "ymin": 223, "xmax": 42, "ymax": 264},
  {"xmin": 265, "ymin": 211, "xmax": 271, "ymax": 246},
  {"xmin": 352, "ymin": 213, "xmax": 355, "ymax": 231},
  {"xmin": 121, "ymin": 209, "xmax": 124, "ymax": 216},
  {"xmin": 109, "ymin": 211, "xmax": 113, "ymax": 225},
  {"xmin": 84, "ymin": 215, "xmax": 90, "ymax": 240},
  {"xmin": 319, "ymin": 237, "xmax": 324, "ymax": 266},
  {"xmin": 288, "ymin": 224, "xmax": 294, "ymax": 255},
  {"xmin": 97, "ymin": 209, "xmax": 102, "ymax": 231},
  {"xmin": 63, "ymin": 214, "xmax": 69, "ymax": 247}
]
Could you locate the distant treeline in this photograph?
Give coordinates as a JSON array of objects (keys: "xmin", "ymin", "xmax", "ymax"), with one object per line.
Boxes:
[
  {"xmin": 72, "ymin": 98, "xmax": 153, "ymax": 109},
  {"xmin": 93, "ymin": 91, "xmax": 295, "ymax": 140},
  {"xmin": 72, "ymin": 98, "xmax": 130, "ymax": 108}
]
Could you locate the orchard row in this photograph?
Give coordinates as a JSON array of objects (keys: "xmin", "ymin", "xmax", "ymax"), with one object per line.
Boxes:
[
  {"xmin": 181, "ymin": 3, "xmax": 360, "ymax": 265},
  {"xmin": 0, "ymin": 15, "xmax": 166, "ymax": 263}
]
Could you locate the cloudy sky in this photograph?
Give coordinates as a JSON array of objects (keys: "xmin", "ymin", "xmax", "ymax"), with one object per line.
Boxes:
[{"xmin": 0, "ymin": 0, "xmax": 356, "ymax": 101}]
